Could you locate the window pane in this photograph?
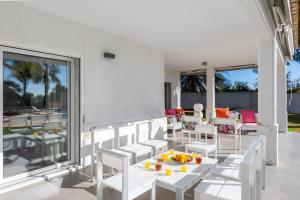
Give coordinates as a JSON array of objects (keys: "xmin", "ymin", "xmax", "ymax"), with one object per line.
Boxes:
[{"xmin": 3, "ymin": 52, "xmax": 71, "ymax": 178}]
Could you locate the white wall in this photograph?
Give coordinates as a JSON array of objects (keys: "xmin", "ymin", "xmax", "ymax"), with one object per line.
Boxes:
[
  {"xmin": 0, "ymin": 3, "xmax": 165, "ymax": 129},
  {"xmin": 164, "ymin": 67, "xmax": 180, "ymax": 108},
  {"xmin": 0, "ymin": 3, "xmax": 166, "ymax": 167}
]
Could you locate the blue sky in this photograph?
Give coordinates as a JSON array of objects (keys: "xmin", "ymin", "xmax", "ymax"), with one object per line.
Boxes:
[
  {"xmin": 288, "ymin": 61, "xmax": 300, "ymax": 81},
  {"xmin": 218, "ymin": 62, "xmax": 300, "ymax": 89},
  {"xmin": 218, "ymin": 68, "xmax": 258, "ymax": 89},
  {"xmin": 4, "ymin": 60, "xmax": 68, "ymax": 96}
]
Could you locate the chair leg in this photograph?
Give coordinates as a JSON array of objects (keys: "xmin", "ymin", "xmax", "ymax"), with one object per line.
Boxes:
[
  {"xmin": 96, "ymin": 158, "xmax": 103, "ymax": 200},
  {"xmin": 134, "ymin": 154, "xmax": 138, "ymax": 164},
  {"xmin": 234, "ymin": 136, "xmax": 237, "ymax": 154},
  {"xmin": 173, "ymin": 127, "xmax": 176, "ymax": 140},
  {"xmin": 97, "ymin": 183, "xmax": 103, "ymax": 200},
  {"xmin": 215, "ymin": 149, "xmax": 217, "ymax": 159},
  {"xmin": 239, "ymin": 132, "xmax": 242, "ymax": 150},
  {"xmin": 151, "ymin": 182, "xmax": 156, "ymax": 200}
]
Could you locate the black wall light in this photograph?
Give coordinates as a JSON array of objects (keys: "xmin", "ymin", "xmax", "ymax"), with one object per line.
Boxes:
[{"xmin": 103, "ymin": 52, "xmax": 116, "ymax": 59}]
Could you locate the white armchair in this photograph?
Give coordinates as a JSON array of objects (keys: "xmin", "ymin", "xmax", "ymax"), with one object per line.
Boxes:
[
  {"xmin": 194, "ymin": 150, "xmax": 255, "ymax": 200},
  {"xmin": 213, "ymin": 116, "xmax": 242, "ymax": 153},
  {"xmin": 166, "ymin": 115, "xmax": 183, "ymax": 140},
  {"xmin": 240, "ymin": 113, "xmax": 259, "ymax": 132}
]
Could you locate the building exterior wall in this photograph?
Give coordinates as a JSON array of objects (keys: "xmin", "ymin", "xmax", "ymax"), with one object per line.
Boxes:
[{"xmin": 0, "ymin": 4, "xmax": 166, "ymax": 167}]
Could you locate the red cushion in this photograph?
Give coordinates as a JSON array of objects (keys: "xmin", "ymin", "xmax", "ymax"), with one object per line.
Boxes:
[
  {"xmin": 166, "ymin": 109, "xmax": 176, "ymax": 115},
  {"xmin": 240, "ymin": 110, "xmax": 256, "ymax": 123},
  {"xmin": 216, "ymin": 108, "xmax": 229, "ymax": 118}
]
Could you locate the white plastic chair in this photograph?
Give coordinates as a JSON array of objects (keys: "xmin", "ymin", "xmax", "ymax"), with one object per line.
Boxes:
[
  {"xmin": 181, "ymin": 115, "xmax": 202, "ymax": 144},
  {"xmin": 185, "ymin": 124, "xmax": 218, "ymax": 158},
  {"xmin": 194, "ymin": 150, "xmax": 255, "ymax": 200},
  {"xmin": 137, "ymin": 122, "xmax": 168, "ymax": 155},
  {"xmin": 214, "ymin": 117, "xmax": 242, "ymax": 153},
  {"xmin": 92, "ymin": 127, "xmax": 133, "ymax": 164},
  {"xmin": 166, "ymin": 115, "xmax": 183, "ymax": 139},
  {"xmin": 117, "ymin": 125, "xmax": 152, "ymax": 163},
  {"xmin": 97, "ymin": 148, "xmax": 156, "ymax": 200}
]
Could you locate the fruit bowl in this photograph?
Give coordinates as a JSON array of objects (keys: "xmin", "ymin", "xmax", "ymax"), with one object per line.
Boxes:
[{"xmin": 171, "ymin": 154, "xmax": 193, "ymax": 163}]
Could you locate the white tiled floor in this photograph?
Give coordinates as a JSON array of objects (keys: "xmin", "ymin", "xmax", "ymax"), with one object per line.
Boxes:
[{"xmin": 0, "ymin": 132, "xmax": 299, "ymax": 200}]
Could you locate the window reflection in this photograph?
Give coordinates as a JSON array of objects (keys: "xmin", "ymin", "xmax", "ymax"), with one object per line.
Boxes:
[{"xmin": 3, "ymin": 52, "xmax": 70, "ymax": 178}]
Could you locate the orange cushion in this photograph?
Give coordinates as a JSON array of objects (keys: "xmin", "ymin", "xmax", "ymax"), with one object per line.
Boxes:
[
  {"xmin": 176, "ymin": 108, "xmax": 185, "ymax": 115},
  {"xmin": 216, "ymin": 108, "xmax": 229, "ymax": 118}
]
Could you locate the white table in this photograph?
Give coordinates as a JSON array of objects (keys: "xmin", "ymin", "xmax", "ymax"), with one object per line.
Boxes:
[
  {"xmin": 134, "ymin": 151, "xmax": 218, "ymax": 200},
  {"xmin": 25, "ymin": 133, "xmax": 66, "ymax": 162}
]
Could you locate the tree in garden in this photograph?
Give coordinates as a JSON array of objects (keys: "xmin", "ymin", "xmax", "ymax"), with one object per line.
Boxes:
[
  {"xmin": 4, "ymin": 60, "xmax": 43, "ymax": 106},
  {"xmin": 40, "ymin": 64, "xmax": 61, "ymax": 108},
  {"xmin": 4, "ymin": 60, "xmax": 61, "ymax": 108},
  {"xmin": 215, "ymin": 72, "xmax": 232, "ymax": 92},
  {"xmin": 232, "ymin": 81, "xmax": 250, "ymax": 92}
]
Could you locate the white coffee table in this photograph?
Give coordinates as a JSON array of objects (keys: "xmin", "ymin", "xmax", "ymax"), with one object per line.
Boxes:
[{"xmin": 134, "ymin": 151, "xmax": 218, "ymax": 200}]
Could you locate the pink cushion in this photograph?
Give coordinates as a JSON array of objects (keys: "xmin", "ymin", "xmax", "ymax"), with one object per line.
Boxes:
[
  {"xmin": 166, "ymin": 109, "xmax": 176, "ymax": 115},
  {"xmin": 240, "ymin": 110, "xmax": 256, "ymax": 123}
]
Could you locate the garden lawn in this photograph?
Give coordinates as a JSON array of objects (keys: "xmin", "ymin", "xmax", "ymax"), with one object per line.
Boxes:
[{"xmin": 288, "ymin": 114, "xmax": 300, "ymax": 133}]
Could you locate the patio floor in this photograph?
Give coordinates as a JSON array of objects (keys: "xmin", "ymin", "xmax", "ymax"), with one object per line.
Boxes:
[{"xmin": 0, "ymin": 132, "xmax": 299, "ymax": 200}]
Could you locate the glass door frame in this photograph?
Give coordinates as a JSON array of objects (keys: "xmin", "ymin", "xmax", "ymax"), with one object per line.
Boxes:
[{"xmin": 0, "ymin": 46, "xmax": 77, "ymax": 184}]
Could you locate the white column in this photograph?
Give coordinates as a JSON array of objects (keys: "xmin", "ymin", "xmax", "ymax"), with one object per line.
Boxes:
[
  {"xmin": 257, "ymin": 38, "xmax": 279, "ymax": 165},
  {"xmin": 206, "ymin": 67, "xmax": 215, "ymax": 121},
  {"xmin": 277, "ymin": 53, "xmax": 288, "ymax": 133}
]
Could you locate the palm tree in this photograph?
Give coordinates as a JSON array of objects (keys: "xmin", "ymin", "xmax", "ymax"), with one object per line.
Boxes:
[
  {"xmin": 181, "ymin": 72, "xmax": 232, "ymax": 93},
  {"xmin": 4, "ymin": 60, "xmax": 43, "ymax": 106},
  {"xmin": 4, "ymin": 60, "xmax": 61, "ymax": 108},
  {"xmin": 181, "ymin": 74, "xmax": 206, "ymax": 92},
  {"xmin": 41, "ymin": 64, "xmax": 61, "ymax": 108}
]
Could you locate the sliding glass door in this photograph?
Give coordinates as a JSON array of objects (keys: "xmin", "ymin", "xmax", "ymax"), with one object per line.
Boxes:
[{"xmin": 0, "ymin": 47, "xmax": 78, "ymax": 181}]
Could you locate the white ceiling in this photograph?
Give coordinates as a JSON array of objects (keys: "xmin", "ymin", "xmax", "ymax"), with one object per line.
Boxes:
[{"xmin": 21, "ymin": 0, "xmax": 262, "ymax": 71}]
